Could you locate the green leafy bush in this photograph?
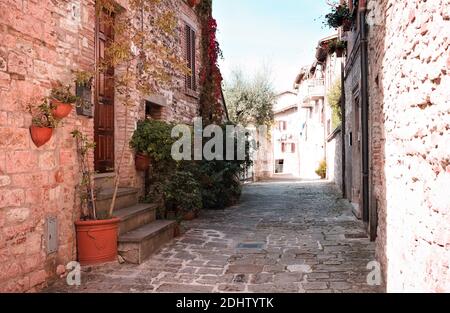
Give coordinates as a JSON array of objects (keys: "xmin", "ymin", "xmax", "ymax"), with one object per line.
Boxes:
[
  {"xmin": 315, "ymin": 160, "xmax": 327, "ymax": 179},
  {"xmin": 163, "ymin": 171, "xmax": 202, "ymax": 216},
  {"xmin": 130, "ymin": 119, "xmax": 176, "ymax": 161}
]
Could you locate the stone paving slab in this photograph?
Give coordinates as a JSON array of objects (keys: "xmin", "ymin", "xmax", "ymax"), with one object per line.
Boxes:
[{"xmin": 45, "ymin": 180, "xmax": 385, "ymax": 293}]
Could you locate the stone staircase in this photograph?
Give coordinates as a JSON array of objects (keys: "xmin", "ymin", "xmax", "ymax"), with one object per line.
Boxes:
[{"xmin": 95, "ymin": 175, "xmax": 176, "ymax": 264}]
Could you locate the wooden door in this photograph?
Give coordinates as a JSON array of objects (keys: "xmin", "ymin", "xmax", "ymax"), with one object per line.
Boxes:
[{"xmin": 94, "ymin": 11, "xmax": 115, "ymax": 173}]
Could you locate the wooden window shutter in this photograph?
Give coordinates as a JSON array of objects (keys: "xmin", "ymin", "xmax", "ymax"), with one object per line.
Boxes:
[{"xmin": 185, "ymin": 24, "xmax": 196, "ymax": 91}]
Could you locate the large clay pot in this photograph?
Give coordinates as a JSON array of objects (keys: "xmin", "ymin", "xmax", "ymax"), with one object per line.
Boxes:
[
  {"xmin": 183, "ymin": 211, "xmax": 197, "ymax": 221},
  {"xmin": 135, "ymin": 153, "xmax": 150, "ymax": 171},
  {"xmin": 30, "ymin": 126, "xmax": 53, "ymax": 147},
  {"xmin": 51, "ymin": 99, "xmax": 73, "ymax": 119},
  {"xmin": 75, "ymin": 217, "xmax": 120, "ymax": 265}
]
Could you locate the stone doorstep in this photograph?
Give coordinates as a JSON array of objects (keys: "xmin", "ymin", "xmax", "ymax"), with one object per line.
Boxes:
[
  {"xmin": 118, "ymin": 220, "xmax": 176, "ymax": 264},
  {"xmin": 115, "ymin": 203, "xmax": 158, "ymax": 235},
  {"xmin": 95, "ymin": 187, "xmax": 139, "ymax": 212}
]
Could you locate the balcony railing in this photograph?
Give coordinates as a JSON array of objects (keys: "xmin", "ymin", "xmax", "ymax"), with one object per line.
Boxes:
[{"xmin": 301, "ymin": 79, "xmax": 325, "ymax": 108}]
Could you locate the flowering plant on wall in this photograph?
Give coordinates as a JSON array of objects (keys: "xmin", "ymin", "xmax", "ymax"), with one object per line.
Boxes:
[{"xmin": 197, "ymin": 0, "xmax": 224, "ymax": 124}]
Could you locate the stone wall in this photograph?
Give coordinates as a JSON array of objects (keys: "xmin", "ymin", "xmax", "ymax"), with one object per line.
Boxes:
[
  {"xmin": 0, "ymin": 0, "xmax": 96, "ymax": 292},
  {"xmin": 326, "ymin": 127, "xmax": 343, "ymax": 193},
  {"xmin": 367, "ymin": 0, "xmax": 450, "ymax": 292},
  {"xmin": 0, "ymin": 0, "xmax": 204, "ymax": 292}
]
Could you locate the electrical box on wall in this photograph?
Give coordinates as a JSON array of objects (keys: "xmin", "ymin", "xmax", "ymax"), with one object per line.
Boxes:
[{"xmin": 45, "ymin": 216, "xmax": 58, "ymax": 254}]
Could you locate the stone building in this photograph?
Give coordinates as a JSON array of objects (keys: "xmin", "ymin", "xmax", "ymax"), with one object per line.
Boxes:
[
  {"xmin": 271, "ymin": 91, "xmax": 302, "ymax": 177},
  {"xmin": 293, "ymin": 34, "xmax": 343, "ymax": 181},
  {"xmin": 340, "ymin": 0, "xmax": 450, "ymax": 291},
  {"xmin": 0, "ymin": 0, "xmax": 217, "ymax": 291}
]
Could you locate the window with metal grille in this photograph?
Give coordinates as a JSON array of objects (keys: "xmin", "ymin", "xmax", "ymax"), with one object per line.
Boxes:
[{"xmin": 185, "ymin": 24, "xmax": 196, "ymax": 92}]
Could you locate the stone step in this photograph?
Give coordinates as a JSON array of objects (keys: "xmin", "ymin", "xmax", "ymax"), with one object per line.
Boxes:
[
  {"xmin": 95, "ymin": 187, "xmax": 139, "ymax": 215},
  {"xmin": 115, "ymin": 203, "xmax": 157, "ymax": 235},
  {"xmin": 118, "ymin": 220, "xmax": 176, "ymax": 264},
  {"xmin": 94, "ymin": 173, "xmax": 116, "ymax": 190}
]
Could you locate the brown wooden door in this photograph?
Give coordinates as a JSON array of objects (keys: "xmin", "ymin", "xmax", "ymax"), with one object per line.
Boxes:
[{"xmin": 94, "ymin": 11, "xmax": 115, "ymax": 173}]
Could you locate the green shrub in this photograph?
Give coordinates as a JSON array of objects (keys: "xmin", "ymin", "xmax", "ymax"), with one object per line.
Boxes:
[
  {"xmin": 315, "ymin": 160, "xmax": 327, "ymax": 179},
  {"xmin": 163, "ymin": 171, "xmax": 202, "ymax": 217}
]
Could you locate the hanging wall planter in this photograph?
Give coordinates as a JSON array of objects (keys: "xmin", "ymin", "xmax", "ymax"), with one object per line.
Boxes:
[
  {"xmin": 51, "ymin": 99, "xmax": 73, "ymax": 119},
  {"xmin": 28, "ymin": 98, "xmax": 60, "ymax": 148},
  {"xmin": 30, "ymin": 126, "xmax": 53, "ymax": 147},
  {"xmin": 50, "ymin": 82, "xmax": 78, "ymax": 119}
]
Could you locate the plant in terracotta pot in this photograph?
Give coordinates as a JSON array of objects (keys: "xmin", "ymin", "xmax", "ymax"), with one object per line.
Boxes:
[
  {"xmin": 323, "ymin": 2, "xmax": 352, "ymax": 30},
  {"xmin": 187, "ymin": 0, "xmax": 201, "ymax": 8},
  {"xmin": 28, "ymin": 99, "xmax": 60, "ymax": 147},
  {"xmin": 72, "ymin": 130, "xmax": 120, "ymax": 265},
  {"xmin": 163, "ymin": 171, "xmax": 202, "ymax": 222},
  {"xmin": 129, "ymin": 120, "xmax": 152, "ymax": 171},
  {"xmin": 50, "ymin": 82, "xmax": 78, "ymax": 119},
  {"xmin": 335, "ymin": 40, "xmax": 347, "ymax": 57}
]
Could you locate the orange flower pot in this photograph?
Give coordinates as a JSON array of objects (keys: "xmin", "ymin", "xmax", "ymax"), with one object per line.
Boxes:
[
  {"xmin": 135, "ymin": 153, "xmax": 150, "ymax": 171},
  {"xmin": 30, "ymin": 126, "xmax": 53, "ymax": 147},
  {"xmin": 51, "ymin": 99, "xmax": 73, "ymax": 119},
  {"xmin": 75, "ymin": 217, "xmax": 120, "ymax": 266}
]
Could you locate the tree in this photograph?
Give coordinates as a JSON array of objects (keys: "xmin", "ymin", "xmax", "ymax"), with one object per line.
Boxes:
[
  {"xmin": 224, "ymin": 68, "xmax": 275, "ymax": 128},
  {"xmin": 327, "ymin": 79, "xmax": 342, "ymax": 129}
]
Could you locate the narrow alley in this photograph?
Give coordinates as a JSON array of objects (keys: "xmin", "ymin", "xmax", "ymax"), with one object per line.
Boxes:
[{"xmin": 46, "ymin": 179, "xmax": 384, "ymax": 293}]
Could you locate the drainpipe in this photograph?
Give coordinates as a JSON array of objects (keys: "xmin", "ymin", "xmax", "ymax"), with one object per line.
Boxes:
[{"xmin": 359, "ymin": 0, "xmax": 371, "ymax": 226}]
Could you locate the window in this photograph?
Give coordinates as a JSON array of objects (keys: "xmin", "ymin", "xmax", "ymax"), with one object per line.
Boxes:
[
  {"xmin": 281, "ymin": 142, "xmax": 286, "ymax": 153},
  {"xmin": 278, "ymin": 121, "xmax": 287, "ymax": 131},
  {"xmin": 145, "ymin": 101, "xmax": 163, "ymax": 120},
  {"xmin": 185, "ymin": 24, "xmax": 196, "ymax": 92},
  {"xmin": 291, "ymin": 143, "xmax": 296, "ymax": 153}
]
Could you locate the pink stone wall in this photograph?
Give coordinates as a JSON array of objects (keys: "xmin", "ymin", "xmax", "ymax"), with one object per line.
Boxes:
[
  {"xmin": 0, "ymin": 0, "xmax": 96, "ymax": 292},
  {"xmin": 0, "ymin": 0, "xmax": 205, "ymax": 292},
  {"xmin": 367, "ymin": 0, "xmax": 450, "ymax": 292}
]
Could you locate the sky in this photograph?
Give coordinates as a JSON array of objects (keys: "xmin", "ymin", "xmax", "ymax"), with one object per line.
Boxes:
[{"xmin": 212, "ymin": 0, "xmax": 334, "ymax": 93}]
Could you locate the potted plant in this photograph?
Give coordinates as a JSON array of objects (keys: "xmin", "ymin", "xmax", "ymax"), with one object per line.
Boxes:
[
  {"xmin": 50, "ymin": 82, "xmax": 78, "ymax": 119},
  {"xmin": 335, "ymin": 40, "xmax": 347, "ymax": 57},
  {"xmin": 187, "ymin": 0, "xmax": 200, "ymax": 8},
  {"xmin": 163, "ymin": 171, "xmax": 202, "ymax": 221},
  {"xmin": 72, "ymin": 130, "xmax": 120, "ymax": 265},
  {"xmin": 129, "ymin": 120, "xmax": 152, "ymax": 171},
  {"xmin": 323, "ymin": 3, "xmax": 352, "ymax": 30},
  {"xmin": 28, "ymin": 99, "xmax": 60, "ymax": 147},
  {"xmin": 315, "ymin": 160, "xmax": 327, "ymax": 179},
  {"xmin": 74, "ymin": 70, "xmax": 94, "ymax": 117}
]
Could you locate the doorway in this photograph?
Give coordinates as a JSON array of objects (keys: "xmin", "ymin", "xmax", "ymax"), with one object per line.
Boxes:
[{"xmin": 94, "ymin": 10, "xmax": 115, "ymax": 173}]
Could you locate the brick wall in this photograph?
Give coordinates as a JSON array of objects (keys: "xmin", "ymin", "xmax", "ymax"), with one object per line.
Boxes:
[
  {"xmin": 0, "ymin": 0, "xmax": 96, "ymax": 292},
  {"xmin": 367, "ymin": 0, "xmax": 450, "ymax": 292},
  {"xmin": 0, "ymin": 0, "xmax": 204, "ymax": 292}
]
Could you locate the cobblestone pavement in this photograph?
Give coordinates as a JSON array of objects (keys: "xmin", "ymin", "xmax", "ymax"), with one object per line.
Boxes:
[{"xmin": 46, "ymin": 179, "xmax": 385, "ymax": 293}]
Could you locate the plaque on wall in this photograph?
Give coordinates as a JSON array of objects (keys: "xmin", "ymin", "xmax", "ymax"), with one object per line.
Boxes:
[{"xmin": 76, "ymin": 84, "xmax": 94, "ymax": 118}]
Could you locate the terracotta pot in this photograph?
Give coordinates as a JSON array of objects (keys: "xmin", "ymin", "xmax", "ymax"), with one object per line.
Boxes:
[
  {"xmin": 75, "ymin": 217, "xmax": 120, "ymax": 265},
  {"xmin": 30, "ymin": 126, "xmax": 53, "ymax": 147},
  {"xmin": 187, "ymin": 0, "xmax": 200, "ymax": 7},
  {"xmin": 135, "ymin": 153, "xmax": 150, "ymax": 171},
  {"xmin": 51, "ymin": 99, "xmax": 73, "ymax": 119},
  {"xmin": 183, "ymin": 211, "xmax": 197, "ymax": 221},
  {"xmin": 343, "ymin": 19, "xmax": 351, "ymax": 31},
  {"xmin": 173, "ymin": 223, "xmax": 181, "ymax": 237}
]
